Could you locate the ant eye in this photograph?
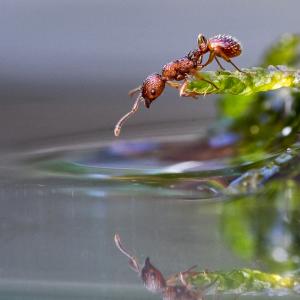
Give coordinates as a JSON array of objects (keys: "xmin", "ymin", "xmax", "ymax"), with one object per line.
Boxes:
[{"xmin": 150, "ymin": 89, "xmax": 156, "ymax": 96}]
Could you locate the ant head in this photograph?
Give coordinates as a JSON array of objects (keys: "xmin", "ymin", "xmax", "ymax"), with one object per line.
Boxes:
[
  {"xmin": 142, "ymin": 74, "xmax": 165, "ymax": 108},
  {"xmin": 197, "ymin": 33, "xmax": 208, "ymax": 53},
  {"xmin": 141, "ymin": 257, "xmax": 166, "ymax": 293},
  {"xmin": 114, "ymin": 73, "xmax": 165, "ymax": 136}
]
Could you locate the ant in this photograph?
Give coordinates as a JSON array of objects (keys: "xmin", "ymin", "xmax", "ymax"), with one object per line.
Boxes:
[
  {"xmin": 114, "ymin": 34, "xmax": 243, "ymax": 137},
  {"xmin": 114, "ymin": 49, "xmax": 218, "ymax": 137},
  {"xmin": 114, "ymin": 233, "xmax": 215, "ymax": 300}
]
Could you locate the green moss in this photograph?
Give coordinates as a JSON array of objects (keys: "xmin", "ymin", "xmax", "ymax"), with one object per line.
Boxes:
[
  {"xmin": 188, "ymin": 268, "xmax": 299, "ymax": 294},
  {"xmin": 186, "ymin": 67, "xmax": 299, "ymax": 96},
  {"xmin": 262, "ymin": 34, "xmax": 300, "ymax": 68}
]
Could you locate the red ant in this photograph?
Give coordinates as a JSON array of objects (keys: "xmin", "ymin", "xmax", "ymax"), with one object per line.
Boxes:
[
  {"xmin": 114, "ymin": 34, "xmax": 243, "ymax": 137},
  {"xmin": 114, "ymin": 233, "xmax": 216, "ymax": 300},
  {"xmin": 114, "ymin": 50, "xmax": 217, "ymax": 137}
]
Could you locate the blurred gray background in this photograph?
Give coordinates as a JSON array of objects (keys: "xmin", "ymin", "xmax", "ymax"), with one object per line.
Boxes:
[{"xmin": 0, "ymin": 0, "xmax": 299, "ymax": 147}]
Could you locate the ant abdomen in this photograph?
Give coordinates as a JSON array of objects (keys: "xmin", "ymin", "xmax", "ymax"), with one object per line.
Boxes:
[
  {"xmin": 142, "ymin": 73, "xmax": 165, "ymax": 108},
  {"xmin": 209, "ymin": 34, "xmax": 242, "ymax": 58},
  {"xmin": 197, "ymin": 33, "xmax": 243, "ymax": 72}
]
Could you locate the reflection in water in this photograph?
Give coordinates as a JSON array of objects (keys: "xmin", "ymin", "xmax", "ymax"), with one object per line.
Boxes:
[
  {"xmin": 115, "ymin": 234, "xmax": 300, "ymax": 298},
  {"xmin": 221, "ymin": 180, "xmax": 300, "ymax": 273},
  {"xmin": 115, "ymin": 233, "xmax": 209, "ymax": 300}
]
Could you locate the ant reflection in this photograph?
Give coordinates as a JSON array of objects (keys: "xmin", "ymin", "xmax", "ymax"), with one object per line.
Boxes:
[{"xmin": 114, "ymin": 234, "xmax": 214, "ymax": 300}]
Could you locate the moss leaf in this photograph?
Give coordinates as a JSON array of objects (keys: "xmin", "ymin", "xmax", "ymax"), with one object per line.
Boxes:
[{"xmin": 187, "ymin": 67, "xmax": 299, "ymax": 96}]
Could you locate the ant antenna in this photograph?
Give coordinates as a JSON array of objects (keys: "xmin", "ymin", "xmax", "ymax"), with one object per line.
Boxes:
[
  {"xmin": 114, "ymin": 233, "xmax": 140, "ymax": 273},
  {"xmin": 114, "ymin": 94, "xmax": 144, "ymax": 137},
  {"xmin": 128, "ymin": 85, "xmax": 142, "ymax": 97}
]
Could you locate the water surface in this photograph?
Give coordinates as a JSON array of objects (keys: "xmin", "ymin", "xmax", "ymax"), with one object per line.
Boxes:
[{"xmin": 0, "ymin": 126, "xmax": 299, "ymax": 299}]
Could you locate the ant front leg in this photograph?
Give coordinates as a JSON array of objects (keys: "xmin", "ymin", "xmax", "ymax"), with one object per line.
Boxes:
[
  {"xmin": 179, "ymin": 80, "xmax": 199, "ymax": 98},
  {"xmin": 166, "ymin": 81, "xmax": 181, "ymax": 90},
  {"xmin": 166, "ymin": 80, "xmax": 199, "ymax": 98}
]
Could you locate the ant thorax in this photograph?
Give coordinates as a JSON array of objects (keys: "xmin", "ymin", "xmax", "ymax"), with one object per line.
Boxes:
[{"xmin": 162, "ymin": 57, "xmax": 196, "ymax": 81}]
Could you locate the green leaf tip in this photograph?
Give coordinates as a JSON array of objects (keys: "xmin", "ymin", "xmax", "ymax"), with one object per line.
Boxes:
[{"xmin": 187, "ymin": 66, "xmax": 300, "ymax": 97}]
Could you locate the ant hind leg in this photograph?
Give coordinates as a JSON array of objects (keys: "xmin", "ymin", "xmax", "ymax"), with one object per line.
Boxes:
[
  {"xmin": 214, "ymin": 57, "xmax": 226, "ymax": 71},
  {"xmin": 216, "ymin": 49, "xmax": 245, "ymax": 73},
  {"xmin": 227, "ymin": 59, "xmax": 245, "ymax": 73}
]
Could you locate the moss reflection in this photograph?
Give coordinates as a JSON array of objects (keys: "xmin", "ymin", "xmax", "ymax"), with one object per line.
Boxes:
[{"xmin": 221, "ymin": 180, "xmax": 300, "ymax": 273}]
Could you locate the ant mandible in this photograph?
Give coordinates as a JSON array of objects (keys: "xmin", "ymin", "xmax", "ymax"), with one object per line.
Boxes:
[{"xmin": 114, "ymin": 34, "xmax": 243, "ymax": 137}]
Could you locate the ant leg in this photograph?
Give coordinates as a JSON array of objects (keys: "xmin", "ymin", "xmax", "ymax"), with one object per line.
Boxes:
[
  {"xmin": 128, "ymin": 85, "xmax": 142, "ymax": 97},
  {"xmin": 214, "ymin": 57, "xmax": 225, "ymax": 70},
  {"xmin": 114, "ymin": 94, "xmax": 144, "ymax": 137},
  {"xmin": 180, "ymin": 76, "xmax": 218, "ymax": 98},
  {"xmin": 166, "ymin": 81, "xmax": 181, "ymax": 89},
  {"xmin": 165, "ymin": 265, "xmax": 198, "ymax": 286},
  {"xmin": 179, "ymin": 273, "xmax": 204, "ymax": 300},
  {"xmin": 114, "ymin": 234, "xmax": 141, "ymax": 273},
  {"xmin": 179, "ymin": 272, "xmax": 193, "ymax": 288},
  {"xmin": 201, "ymin": 51, "xmax": 216, "ymax": 68},
  {"xmin": 215, "ymin": 48, "xmax": 245, "ymax": 73},
  {"xmin": 193, "ymin": 72, "xmax": 219, "ymax": 90},
  {"xmin": 227, "ymin": 59, "xmax": 245, "ymax": 73},
  {"xmin": 179, "ymin": 80, "xmax": 198, "ymax": 98},
  {"xmin": 182, "ymin": 265, "xmax": 198, "ymax": 274}
]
